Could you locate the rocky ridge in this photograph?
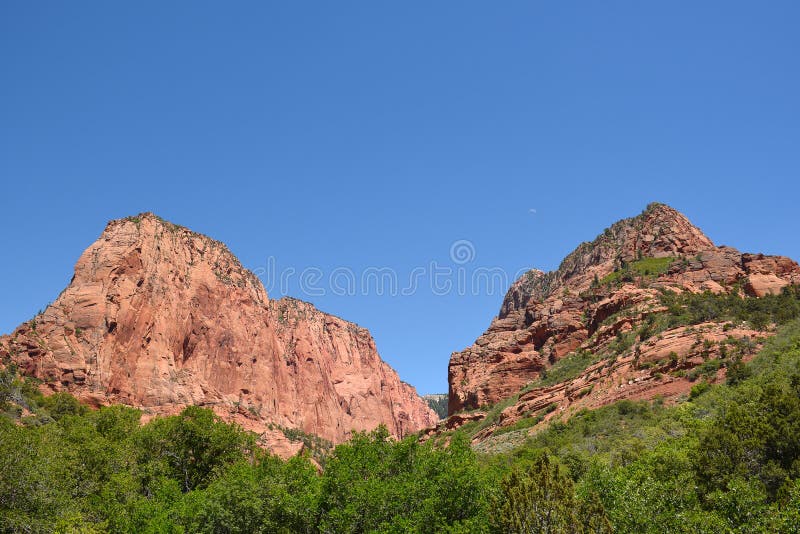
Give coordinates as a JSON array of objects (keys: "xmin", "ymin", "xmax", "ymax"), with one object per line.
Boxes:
[
  {"xmin": 0, "ymin": 213, "xmax": 436, "ymax": 456},
  {"xmin": 444, "ymin": 203, "xmax": 800, "ymax": 446}
]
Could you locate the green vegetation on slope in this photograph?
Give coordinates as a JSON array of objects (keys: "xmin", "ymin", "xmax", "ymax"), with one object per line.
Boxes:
[
  {"xmin": 461, "ymin": 286, "xmax": 800, "ymax": 443},
  {"xmin": 536, "ymin": 350, "xmax": 598, "ymax": 388},
  {"xmin": 462, "ymin": 286, "xmax": 800, "ymax": 454},
  {"xmin": 659, "ymin": 284, "xmax": 800, "ymax": 330},
  {"xmin": 424, "ymin": 394, "xmax": 449, "ymax": 419},
  {"xmin": 599, "ymin": 256, "xmax": 675, "ymax": 286},
  {"xmin": 3, "ymin": 297, "xmax": 800, "ymax": 531},
  {"xmin": 483, "ymin": 319, "xmax": 800, "ymax": 533}
]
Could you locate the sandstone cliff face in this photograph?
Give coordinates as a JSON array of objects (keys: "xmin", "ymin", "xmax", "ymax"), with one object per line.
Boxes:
[
  {"xmin": 447, "ymin": 203, "xmax": 800, "ymax": 428},
  {"xmin": 0, "ymin": 214, "xmax": 436, "ymax": 454}
]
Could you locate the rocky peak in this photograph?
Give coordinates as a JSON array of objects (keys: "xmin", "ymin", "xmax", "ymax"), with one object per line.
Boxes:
[
  {"xmin": 1, "ymin": 213, "xmax": 436, "ymax": 455},
  {"xmin": 500, "ymin": 203, "xmax": 714, "ymax": 318},
  {"xmin": 449, "ymin": 203, "xmax": 799, "ymax": 417},
  {"xmin": 102, "ymin": 212, "xmax": 266, "ymax": 300}
]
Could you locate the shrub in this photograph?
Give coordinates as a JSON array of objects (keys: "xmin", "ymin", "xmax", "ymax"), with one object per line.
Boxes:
[{"xmin": 689, "ymin": 381, "xmax": 711, "ymax": 400}]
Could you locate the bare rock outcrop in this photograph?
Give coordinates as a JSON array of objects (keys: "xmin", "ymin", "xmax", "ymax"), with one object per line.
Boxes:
[
  {"xmin": 447, "ymin": 202, "xmax": 800, "ymax": 427},
  {"xmin": 0, "ymin": 213, "xmax": 436, "ymax": 455}
]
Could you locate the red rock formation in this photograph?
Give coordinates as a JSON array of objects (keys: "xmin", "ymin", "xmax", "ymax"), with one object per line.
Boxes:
[
  {"xmin": 0, "ymin": 213, "xmax": 436, "ymax": 455},
  {"xmin": 448, "ymin": 203, "xmax": 800, "ymax": 425},
  {"xmin": 469, "ymin": 323, "xmax": 767, "ymax": 448}
]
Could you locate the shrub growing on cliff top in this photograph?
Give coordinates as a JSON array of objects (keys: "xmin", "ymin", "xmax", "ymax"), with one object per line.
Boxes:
[
  {"xmin": 660, "ymin": 285, "xmax": 800, "ymax": 329},
  {"xmin": 601, "ymin": 256, "xmax": 675, "ymax": 286}
]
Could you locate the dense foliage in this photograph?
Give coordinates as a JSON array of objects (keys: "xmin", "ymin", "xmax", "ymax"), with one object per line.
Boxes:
[
  {"xmin": 659, "ymin": 284, "xmax": 800, "ymax": 330},
  {"xmin": 599, "ymin": 256, "xmax": 675, "ymax": 286},
  {"xmin": 3, "ymin": 310, "xmax": 800, "ymax": 532},
  {"xmin": 504, "ymin": 319, "xmax": 800, "ymax": 533},
  {"xmin": 0, "ymin": 378, "xmax": 493, "ymax": 533}
]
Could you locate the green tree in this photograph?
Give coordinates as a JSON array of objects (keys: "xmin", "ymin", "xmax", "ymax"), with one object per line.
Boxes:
[
  {"xmin": 493, "ymin": 454, "xmax": 610, "ymax": 534},
  {"xmin": 176, "ymin": 454, "xmax": 320, "ymax": 534},
  {"xmin": 318, "ymin": 427, "xmax": 490, "ymax": 533},
  {"xmin": 41, "ymin": 392, "xmax": 87, "ymax": 420},
  {"xmin": 694, "ymin": 377, "xmax": 800, "ymax": 500},
  {"xmin": 0, "ymin": 420, "xmax": 78, "ymax": 531},
  {"xmin": 135, "ymin": 406, "xmax": 255, "ymax": 492}
]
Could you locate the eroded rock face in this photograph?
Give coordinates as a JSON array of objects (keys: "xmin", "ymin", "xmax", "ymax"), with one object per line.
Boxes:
[
  {"xmin": 448, "ymin": 203, "xmax": 800, "ymax": 418},
  {"xmin": 0, "ymin": 214, "xmax": 436, "ymax": 454},
  {"xmin": 470, "ymin": 323, "xmax": 766, "ymax": 449},
  {"xmin": 497, "ymin": 203, "xmax": 715, "ymax": 320}
]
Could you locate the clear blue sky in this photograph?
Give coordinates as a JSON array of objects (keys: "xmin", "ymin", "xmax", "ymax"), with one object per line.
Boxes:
[{"xmin": 1, "ymin": 2, "xmax": 798, "ymax": 394}]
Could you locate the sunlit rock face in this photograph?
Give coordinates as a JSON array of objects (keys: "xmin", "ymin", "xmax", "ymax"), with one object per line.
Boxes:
[
  {"xmin": 1, "ymin": 213, "xmax": 436, "ymax": 456},
  {"xmin": 448, "ymin": 203, "xmax": 800, "ymax": 417}
]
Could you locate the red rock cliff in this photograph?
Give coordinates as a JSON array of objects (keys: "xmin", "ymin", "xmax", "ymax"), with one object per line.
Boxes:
[
  {"xmin": 0, "ymin": 214, "xmax": 436, "ymax": 453},
  {"xmin": 448, "ymin": 203, "xmax": 800, "ymax": 418}
]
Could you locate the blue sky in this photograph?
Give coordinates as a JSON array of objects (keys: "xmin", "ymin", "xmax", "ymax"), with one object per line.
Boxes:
[{"xmin": 1, "ymin": 2, "xmax": 798, "ymax": 394}]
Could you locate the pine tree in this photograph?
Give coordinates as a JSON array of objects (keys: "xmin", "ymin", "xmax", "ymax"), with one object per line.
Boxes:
[{"xmin": 494, "ymin": 454, "xmax": 611, "ymax": 533}]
